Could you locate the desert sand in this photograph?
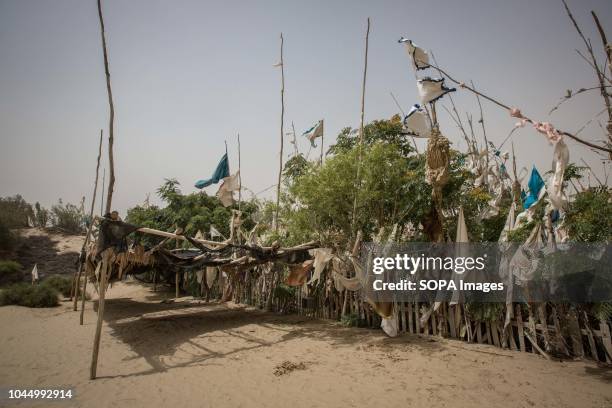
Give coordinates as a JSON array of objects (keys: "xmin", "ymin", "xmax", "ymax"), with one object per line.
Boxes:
[
  {"xmin": 0, "ymin": 281, "xmax": 611, "ymax": 408},
  {"xmin": 0, "ymin": 230, "xmax": 611, "ymax": 408}
]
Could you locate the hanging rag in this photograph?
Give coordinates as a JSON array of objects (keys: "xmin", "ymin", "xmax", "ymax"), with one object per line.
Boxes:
[
  {"xmin": 547, "ymin": 140, "xmax": 569, "ymax": 210},
  {"xmin": 403, "ymin": 104, "xmax": 431, "ymax": 138},
  {"xmin": 216, "ymin": 171, "xmax": 241, "ymax": 207},
  {"xmin": 399, "ymin": 37, "xmax": 430, "ymax": 70},
  {"xmin": 286, "ymin": 259, "xmax": 314, "ymax": 286},
  {"xmin": 307, "ymin": 248, "xmax": 334, "ymax": 284},
  {"xmin": 523, "ymin": 166, "xmax": 545, "ymax": 209},
  {"xmin": 195, "ymin": 153, "xmax": 230, "ymax": 189},
  {"xmin": 302, "ymin": 120, "xmax": 324, "ymax": 148},
  {"xmin": 206, "ymin": 267, "xmax": 218, "ymax": 288},
  {"xmin": 417, "ymin": 77, "xmax": 456, "ymax": 104}
]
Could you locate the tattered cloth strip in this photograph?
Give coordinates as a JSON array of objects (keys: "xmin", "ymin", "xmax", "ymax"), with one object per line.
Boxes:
[
  {"xmin": 206, "ymin": 267, "xmax": 218, "ymax": 288},
  {"xmin": 398, "ymin": 37, "xmax": 430, "ymax": 70},
  {"xmin": 523, "ymin": 166, "xmax": 545, "ymax": 209},
  {"xmin": 547, "ymin": 140, "xmax": 569, "ymax": 210},
  {"xmin": 499, "ymin": 202, "xmax": 516, "ymax": 331},
  {"xmin": 510, "ymin": 108, "xmax": 563, "ymax": 144},
  {"xmin": 302, "ymin": 120, "xmax": 324, "ymax": 148},
  {"xmin": 417, "ymin": 77, "xmax": 456, "ymax": 104},
  {"xmin": 195, "ymin": 152, "xmax": 230, "ymax": 189},
  {"xmin": 332, "ymin": 272, "xmax": 362, "ymax": 292},
  {"xmin": 509, "ymin": 223, "xmax": 545, "ymax": 284},
  {"xmin": 217, "ymin": 171, "xmax": 240, "ymax": 207},
  {"xmin": 403, "ymin": 104, "xmax": 431, "ymax": 138},
  {"xmin": 381, "ymin": 306, "xmax": 399, "ymax": 337},
  {"xmin": 450, "ymin": 206, "xmax": 469, "ymax": 305},
  {"xmin": 286, "ymin": 259, "xmax": 314, "ymax": 286},
  {"xmin": 307, "ymin": 248, "xmax": 333, "ymax": 284}
]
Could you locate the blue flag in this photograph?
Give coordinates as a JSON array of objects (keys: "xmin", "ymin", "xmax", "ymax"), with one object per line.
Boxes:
[
  {"xmin": 195, "ymin": 153, "xmax": 230, "ymax": 189},
  {"xmin": 522, "ymin": 166, "xmax": 544, "ymax": 209}
]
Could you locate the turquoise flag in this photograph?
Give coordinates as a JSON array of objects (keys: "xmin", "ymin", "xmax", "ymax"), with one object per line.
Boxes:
[{"xmin": 195, "ymin": 153, "xmax": 230, "ymax": 189}]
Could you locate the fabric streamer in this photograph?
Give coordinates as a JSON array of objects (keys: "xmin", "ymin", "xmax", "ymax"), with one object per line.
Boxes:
[
  {"xmin": 398, "ymin": 37, "xmax": 430, "ymax": 70},
  {"xmin": 523, "ymin": 166, "xmax": 545, "ymax": 209},
  {"xmin": 302, "ymin": 120, "xmax": 324, "ymax": 148},
  {"xmin": 417, "ymin": 77, "xmax": 456, "ymax": 104},
  {"xmin": 307, "ymin": 248, "xmax": 334, "ymax": 284},
  {"xmin": 195, "ymin": 153, "xmax": 230, "ymax": 189},
  {"xmin": 286, "ymin": 260, "xmax": 314, "ymax": 286},
  {"xmin": 403, "ymin": 104, "xmax": 431, "ymax": 138},
  {"xmin": 547, "ymin": 140, "xmax": 569, "ymax": 210},
  {"xmin": 216, "ymin": 171, "xmax": 241, "ymax": 207}
]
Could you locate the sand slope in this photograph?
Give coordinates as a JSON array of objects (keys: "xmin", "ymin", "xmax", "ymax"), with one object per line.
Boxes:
[{"xmin": 0, "ymin": 281, "xmax": 611, "ymax": 408}]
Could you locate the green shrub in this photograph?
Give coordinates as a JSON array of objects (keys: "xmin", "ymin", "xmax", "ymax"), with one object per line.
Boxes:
[
  {"xmin": 0, "ymin": 283, "xmax": 59, "ymax": 308},
  {"xmin": 41, "ymin": 275, "xmax": 72, "ymax": 297},
  {"xmin": 50, "ymin": 200, "xmax": 84, "ymax": 234},
  {"xmin": 0, "ymin": 261, "xmax": 24, "ymax": 286},
  {"xmin": 0, "ymin": 195, "xmax": 33, "ymax": 228},
  {"xmin": 0, "ymin": 221, "xmax": 16, "ymax": 252}
]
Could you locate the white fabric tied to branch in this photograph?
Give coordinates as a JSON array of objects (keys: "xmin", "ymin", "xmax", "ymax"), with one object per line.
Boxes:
[
  {"xmin": 403, "ymin": 104, "xmax": 431, "ymax": 138},
  {"xmin": 307, "ymin": 248, "xmax": 334, "ymax": 284},
  {"xmin": 417, "ymin": 77, "xmax": 456, "ymax": 104},
  {"xmin": 216, "ymin": 171, "xmax": 240, "ymax": 207},
  {"xmin": 398, "ymin": 37, "xmax": 430, "ymax": 70},
  {"xmin": 547, "ymin": 140, "xmax": 569, "ymax": 210}
]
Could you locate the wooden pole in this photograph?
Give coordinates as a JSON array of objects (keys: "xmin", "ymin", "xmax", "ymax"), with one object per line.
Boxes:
[
  {"xmin": 351, "ymin": 18, "xmax": 370, "ymax": 235},
  {"xmin": 75, "ymin": 130, "xmax": 104, "ymax": 314},
  {"xmin": 90, "ymin": 252, "xmax": 109, "ymax": 379},
  {"xmin": 100, "ymin": 168, "xmax": 105, "ymax": 216},
  {"xmin": 274, "ymin": 33, "xmax": 285, "ymax": 233},
  {"xmin": 320, "ymin": 127, "xmax": 324, "ymax": 166},
  {"xmin": 237, "ymin": 133, "xmax": 242, "ymax": 211},
  {"xmin": 97, "ymin": 0, "xmax": 117, "ymax": 214}
]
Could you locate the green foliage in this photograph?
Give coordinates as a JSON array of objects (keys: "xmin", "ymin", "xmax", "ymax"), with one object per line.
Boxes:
[
  {"xmin": 0, "ymin": 195, "xmax": 33, "ymax": 228},
  {"xmin": 328, "ymin": 115, "xmax": 413, "ymax": 157},
  {"xmin": 127, "ymin": 179, "xmax": 257, "ymax": 248},
  {"xmin": 590, "ymin": 302, "xmax": 612, "ymax": 322},
  {"xmin": 340, "ymin": 313, "xmax": 360, "ymax": 327},
  {"xmin": 465, "ymin": 302, "xmax": 504, "ymax": 322},
  {"xmin": 0, "ymin": 283, "xmax": 59, "ymax": 308},
  {"xmin": 50, "ymin": 199, "xmax": 84, "ymax": 233},
  {"xmin": 0, "ymin": 221, "xmax": 17, "ymax": 252},
  {"xmin": 41, "ymin": 275, "xmax": 72, "ymax": 297},
  {"xmin": 34, "ymin": 202, "xmax": 49, "ymax": 228},
  {"xmin": 0, "ymin": 261, "xmax": 23, "ymax": 286},
  {"xmin": 564, "ymin": 187, "xmax": 611, "ymax": 242}
]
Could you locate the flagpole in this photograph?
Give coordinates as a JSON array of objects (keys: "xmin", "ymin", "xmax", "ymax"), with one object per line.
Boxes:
[
  {"xmin": 274, "ymin": 33, "xmax": 285, "ymax": 234},
  {"xmin": 320, "ymin": 125, "xmax": 324, "ymax": 166},
  {"xmin": 351, "ymin": 17, "xmax": 370, "ymax": 236},
  {"xmin": 237, "ymin": 133, "xmax": 242, "ymax": 211}
]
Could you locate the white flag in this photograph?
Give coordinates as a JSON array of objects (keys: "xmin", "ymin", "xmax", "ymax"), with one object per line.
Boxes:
[
  {"xmin": 403, "ymin": 104, "xmax": 430, "ymax": 138},
  {"xmin": 216, "ymin": 171, "xmax": 240, "ymax": 207},
  {"xmin": 398, "ymin": 37, "xmax": 430, "ymax": 70},
  {"xmin": 210, "ymin": 225, "xmax": 222, "ymax": 238},
  {"xmin": 417, "ymin": 77, "xmax": 455, "ymax": 104},
  {"xmin": 302, "ymin": 120, "xmax": 324, "ymax": 147},
  {"xmin": 31, "ymin": 264, "xmax": 39, "ymax": 282}
]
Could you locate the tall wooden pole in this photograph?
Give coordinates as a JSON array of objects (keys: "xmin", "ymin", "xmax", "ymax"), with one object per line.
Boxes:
[
  {"xmin": 75, "ymin": 130, "xmax": 103, "ymax": 315},
  {"xmin": 97, "ymin": 0, "xmax": 116, "ymax": 214},
  {"xmin": 237, "ymin": 133, "xmax": 242, "ymax": 211},
  {"xmin": 100, "ymin": 168, "xmax": 105, "ymax": 216},
  {"xmin": 351, "ymin": 18, "xmax": 370, "ymax": 235},
  {"xmin": 90, "ymin": 252, "xmax": 108, "ymax": 379},
  {"xmin": 274, "ymin": 33, "xmax": 285, "ymax": 233},
  {"xmin": 320, "ymin": 129, "xmax": 324, "ymax": 166}
]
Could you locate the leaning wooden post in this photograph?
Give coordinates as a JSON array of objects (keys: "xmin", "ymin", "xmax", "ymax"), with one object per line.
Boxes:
[
  {"xmin": 90, "ymin": 251, "xmax": 109, "ymax": 380},
  {"xmin": 351, "ymin": 18, "xmax": 370, "ymax": 235},
  {"xmin": 75, "ymin": 130, "xmax": 104, "ymax": 313},
  {"xmin": 97, "ymin": 0, "xmax": 116, "ymax": 214},
  {"xmin": 274, "ymin": 33, "xmax": 285, "ymax": 234}
]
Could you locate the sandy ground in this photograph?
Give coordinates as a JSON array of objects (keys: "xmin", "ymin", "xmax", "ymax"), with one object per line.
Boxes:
[
  {"xmin": 0, "ymin": 230, "xmax": 611, "ymax": 408},
  {"xmin": 0, "ymin": 281, "xmax": 610, "ymax": 408}
]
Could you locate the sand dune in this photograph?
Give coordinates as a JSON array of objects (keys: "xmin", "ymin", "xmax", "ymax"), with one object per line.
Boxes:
[{"xmin": 0, "ymin": 281, "xmax": 611, "ymax": 408}]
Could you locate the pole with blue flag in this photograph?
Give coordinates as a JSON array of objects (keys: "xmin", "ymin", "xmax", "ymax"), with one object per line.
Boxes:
[{"xmin": 195, "ymin": 144, "xmax": 230, "ymax": 189}]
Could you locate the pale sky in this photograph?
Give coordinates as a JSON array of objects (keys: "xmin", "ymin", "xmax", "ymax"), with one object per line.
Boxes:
[{"xmin": 1, "ymin": 0, "xmax": 610, "ymax": 216}]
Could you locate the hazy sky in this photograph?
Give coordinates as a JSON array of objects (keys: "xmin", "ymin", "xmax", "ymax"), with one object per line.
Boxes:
[{"xmin": 1, "ymin": 0, "xmax": 610, "ymax": 216}]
